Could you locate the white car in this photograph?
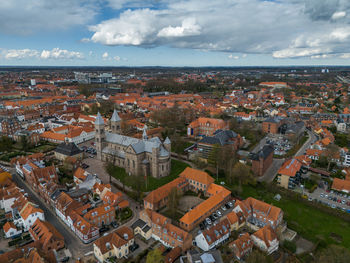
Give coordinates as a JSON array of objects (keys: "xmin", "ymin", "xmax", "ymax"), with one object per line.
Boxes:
[
  {"xmin": 216, "ymin": 210, "xmax": 222, "ymax": 217},
  {"xmin": 205, "ymin": 218, "xmax": 212, "ymax": 225},
  {"xmin": 221, "ymin": 206, "xmax": 227, "ymax": 211}
]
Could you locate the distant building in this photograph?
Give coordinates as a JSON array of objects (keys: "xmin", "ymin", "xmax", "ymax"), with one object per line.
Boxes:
[
  {"xmin": 250, "ymin": 145, "xmax": 274, "ymax": 177},
  {"xmin": 54, "ymin": 142, "xmax": 84, "ymax": 161},
  {"xmin": 187, "ymin": 117, "xmax": 228, "ymax": 137},
  {"xmin": 262, "ymin": 117, "xmax": 284, "ymax": 134},
  {"xmin": 1, "ymin": 118, "xmax": 21, "ymax": 137},
  {"xmin": 196, "ymin": 129, "xmax": 243, "ymax": 160}
]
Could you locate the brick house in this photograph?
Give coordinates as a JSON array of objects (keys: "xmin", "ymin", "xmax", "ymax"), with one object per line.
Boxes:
[
  {"xmin": 187, "ymin": 117, "xmax": 228, "ymax": 137},
  {"xmin": 29, "ymin": 219, "xmax": 65, "ymax": 253},
  {"xmin": 250, "ymin": 145, "xmax": 274, "ymax": 177},
  {"xmin": 262, "ymin": 117, "xmax": 283, "ymax": 134}
]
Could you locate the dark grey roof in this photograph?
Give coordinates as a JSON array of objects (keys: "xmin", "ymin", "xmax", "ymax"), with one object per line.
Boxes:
[
  {"xmin": 131, "ymin": 219, "xmax": 147, "ymax": 229},
  {"xmin": 264, "ymin": 117, "xmax": 282, "ymax": 123},
  {"xmin": 199, "ymin": 130, "xmax": 238, "ymax": 146},
  {"xmin": 67, "ymin": 188, "xmax": 90, "ymax": 198},
  {"xmin": 250, "ymin": 144, "xmax": 274, "ymax": 161},
  {"xmin": 54, "ymin": 142, "xmax": 83, "ymax": 156}
]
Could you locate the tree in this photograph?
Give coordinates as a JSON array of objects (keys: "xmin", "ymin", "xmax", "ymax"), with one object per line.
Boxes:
[
  {"xmin": 207, "ymin": 144, "xmax": 221, "ymax": 179},
  {"xmin": 167, "ymin": 187, "xmax": 182, "ymax": 220},
  {"xmin": 0, "ymin": 136, "xmax": 13, "ymax": 152},
  {"xmin": 231, "ymin": 162, "xmax": 253, "ymax": 187},
  {"xmin": 78, "ymin": 84, "xmax": 94, "ymax": 97},
  {"xmin": 245, "ymin": 250, "xmax": 273, "ymax": 263},
  {"xmin": 323, "ymin": 144, "xmax": 339, "ymax": 171},
  {"xmin": 20, "ymin": 135, "xmax": 30, "ymax": 151},
  {"xmin": 315, "ymin": 245, "xmax": 350, "ymax": 263},
  {"xmin": 146, "ymin": 248, "xmax": 164, "ymax": 263}
]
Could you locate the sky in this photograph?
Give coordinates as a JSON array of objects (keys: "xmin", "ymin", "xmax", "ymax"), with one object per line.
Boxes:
[{"xmin": 2, "ymin": 0, "xmax": 350, "ymax": 67}]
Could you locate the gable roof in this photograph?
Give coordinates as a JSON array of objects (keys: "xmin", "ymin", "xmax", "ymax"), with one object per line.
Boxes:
[{"xmin": 179, "ymin": 167, "xmax": 214, "ymax": 186}]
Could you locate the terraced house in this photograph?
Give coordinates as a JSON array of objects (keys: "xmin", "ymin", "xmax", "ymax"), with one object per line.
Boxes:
[{"xmin": 95, "ymin": 110, "xmax": 171, "ymax": 178}]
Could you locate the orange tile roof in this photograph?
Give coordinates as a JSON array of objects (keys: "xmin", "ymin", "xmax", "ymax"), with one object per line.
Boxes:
[
  {"xmin": 3, "ymin": 221, "xmax": 16, "ymax": 233},
  {"xmin": 332, "ymin": 178, "xmax": 350, "ymax": 192},
  {"xmin": 252, "ymin": 225, "xmax": 277, "ymax": 247},
  {"xmin": 226, "ymin": 211, "xmax": 239, "ymax": 225},
  {"xmin": 243, "ymin": 197, "xmax": 282, "ymax": 222},
  {"xmin": 180, "ymin": 189, "xmax": 230, "ymax": 226},
  {"xmin": 278, "ymin": 158, "xmax": 302, "ymax": 177},
  {"xmin": 144, "ymin": 177, "xmax": 188, "ymax": 205},
  {"xmin": 20, "ymin": 204, "xmax": 43, "ymax": 220},
  {"xmin": 94, "ymin": 226, "xmax": 134, "ymax": 254},
  {"xmin": 40, "ymin": 131, "xmax": 65, "ymax": 142},
  {"xmin": 179, "ymin": 167, "xmax": 214, "ymax": 186}
]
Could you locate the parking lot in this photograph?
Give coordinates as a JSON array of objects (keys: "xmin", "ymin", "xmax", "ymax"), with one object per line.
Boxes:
[
  {"xmin": 197, "ymin": 200, "xmax": 236, "ymax": 232},
  {"xmin": 309, "ymin": 187, "xmax": 350, "ymax": 212},
  {"xmin": 266, "ymin": 135, "xmax": 292, "ymax": 156}
]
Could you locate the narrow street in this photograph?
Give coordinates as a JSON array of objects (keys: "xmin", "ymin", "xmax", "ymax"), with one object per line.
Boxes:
[{"xmin": 11, "ymin": 172, "xmax": 93, "ymax": 261}]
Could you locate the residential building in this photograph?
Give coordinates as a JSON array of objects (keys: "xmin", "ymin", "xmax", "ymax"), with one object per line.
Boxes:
[
  {"xmin": 93, "ymin": 226, "xmax": 134, "ymax": 262},
  {"xmin": 54, "ymin": 142, "xmax": 84, "ymax": 161},
  {"xmin": 83, "ymin": 204, "xmax": 115, "ymax": 228},
  {"xmin": 187, "ymin": 117, "xmax": 228, "ymax": 137},
  {"xmin": 331, "ymin": 178, "xmax": 350, "ymax": 193},
  {"xmin": 3, "ymin": 221, "xmax": 22, "ymax": 239},
  {"xmin": 277, "ymin": 158, "xmax": 302, "ymax": 189},
  {"xmin": 250, "ymin": 145, "xmax": 274, "ymax": 177},
  {"xmin": 229, "ymin": 233, "xmax": 253, "ymax": 260},
  {"xmin": 95, "ymin": 110, "xmax": 171, "ymax": 178},
  {"xmin": 1, "ymin": 118, "xmax": 21, "ymax": 137},
  {"xmin": 29, "ymin": 219, "xmax": 65, "ymax": 253},
  {"xmin": 195, "ymin": 218, "xmax": 231, "ymax": 251},
  {"xmin": 196, "ymin": 129, "xmax": 243, "ymax": 160},
  {"xmin": 179, "ymin": 167, "xmax": 214, "ymax": 192},
  {"xmin": 131, "ymin": 219, "xmax": 152, "ymax": 240},
  {"xmin": 16, "ymin": 203, "xmax": 45, "ymax": 231},
  {"xmin": 233, "ymin": 197, "xmax": 283, "ymax": 230},
  {"xmin": 181, "ymin": 250, "xmax": 224, "ymax": 263},
  {"xmin": 139, "ymin": 209, "xmax": 192, "ymax": 251},
  {"xmin": 251, "ymin": 225, "xmax": 279, "ymax": 255},
  {"xmin": 143, "ymin": 177, "xmax": 188, "ymax": 210},
  {"xmin": 262, "ymin": 117, "xmax": 283, "ymax": 134}
]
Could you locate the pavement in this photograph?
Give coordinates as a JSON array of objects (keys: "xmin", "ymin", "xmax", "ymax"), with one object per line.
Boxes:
[
  {"xmin": 11, "ymin": 172, "xmax": 93, "ymax": 261},
  {"xmin": 258, "ymin": 158, "xmax": 285, "ymax": 183},
  {"xmin": 295, "ymin": 130, "xmax": 317, "ymax": 157},
  {"xmin": 308, "ymin": 187, "xmax": 350, "ymax": 212}
]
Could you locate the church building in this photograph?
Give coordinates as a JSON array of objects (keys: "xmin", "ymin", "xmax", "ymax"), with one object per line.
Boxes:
[{"xmin": 95, "ymin": 110, "xmax": 171, "ymax": 178}]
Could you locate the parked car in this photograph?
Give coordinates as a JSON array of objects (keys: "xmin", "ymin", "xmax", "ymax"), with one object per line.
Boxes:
[
  {"xmin": 130, "ymin": 243, "xmax": 139, "ymax": 252},
  {"xmin": 99, "ymin": 226, "xmax": 109, "ymax": 234},
  {"xmin": 60, "ymin": 257, "xmax": 70, "ymax": 263},
  {"xmin": 212, "ymin": 213, "xmax": 218, "ymax": 220},
  {"xmin": 205, "ymin": 218, "xmax": 212, "ymax": 225},
  {"xmin": 111, "ymin": 221, "xmax": 119, "ymax": 228},
  {"xmin": 221, "ymin": 205, "xmax": 227, "ymax": 211},
  {"xmin": 225, "ymin": 204, "xmax": 230, "ymax": 209},
  {"xmin": 216, "ymin": 210, "xmax": 222, "ymax": 217}
]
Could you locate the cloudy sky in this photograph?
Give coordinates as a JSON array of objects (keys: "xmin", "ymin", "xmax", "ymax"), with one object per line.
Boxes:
[{"xmin": 2, "ymin": 0, "xmax": 350, "ymax": 66}]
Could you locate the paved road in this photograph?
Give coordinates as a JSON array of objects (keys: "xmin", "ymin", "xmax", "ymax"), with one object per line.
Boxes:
[
  {"xmin": 295, "ymin": 130, "xmax": 317, "ymax": 157},
  {"xmin": 258, "ymin": 158, "xmax": 285, "ymax": 183},
  {"xmin": 11, "ymin": 172, "xmax": 93, "ymax": 261}
]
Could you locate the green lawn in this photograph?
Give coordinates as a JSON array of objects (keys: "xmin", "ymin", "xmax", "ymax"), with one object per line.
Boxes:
[
  {"xmin": 239, "ymin": 183, "xmax": 350, "ymax": 249},
  {"xmin": 109, "ymin": 159, "xmax": 190, "ymax": 192},
  {"xmin": 30, "ymin": 144, "xmax": 57, "ymax": 153}
]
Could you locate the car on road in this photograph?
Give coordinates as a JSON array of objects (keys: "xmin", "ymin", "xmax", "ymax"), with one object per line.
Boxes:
[
  {"xmin": 99, "ymin": 226, "xmax": 109, "ymax": 234},
  {"xmin": 60, "ymin": 257, "xmax": 70, "ymax": 263},
  {"xmin": 212, "ymin": 213, "xmax": 218, "ymax": 220},
  {"xmin": 111, "ymin": 221, "xmax": 119, "ymax": 228},
  {"xmin": 130, "ymin": 243, "xmax": 139, "ymax": 252},
  {"xmin": 81, "ymin": 163, "xmax": 89, "ymax": 169}
]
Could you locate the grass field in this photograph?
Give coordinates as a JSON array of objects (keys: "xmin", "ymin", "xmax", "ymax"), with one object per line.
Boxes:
[
  {"xmin": 110, "ymin": 159, "xmax": 190, "ymax": 192},
  {"xmin": 240, "ymin": 183, "xmax": 350, "ymax": 249}
]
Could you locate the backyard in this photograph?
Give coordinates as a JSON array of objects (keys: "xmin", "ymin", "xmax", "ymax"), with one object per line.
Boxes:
[
  {"xmin": 109, "ymin": 159, "xmax": 190, "ymax": 192},
  {"xmin": 238, "ymin": 183, "xmax": 350, "ymax": 249}
]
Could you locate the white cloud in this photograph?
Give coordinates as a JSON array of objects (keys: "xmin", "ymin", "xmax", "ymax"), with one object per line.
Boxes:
[
  {"xmin": 0, "ymin": 0, "xmax": 98, "ymax": 35},
  {"xmin": 40, "ymin": 48, "xmax": 84, "ymax": 59},
  {"xmin": 1, "ymin": 48, "xmax": 84, "ymax": 60},
  {"xmin": 114, "ymin": 56, "xmax": 121, "ymax": 61},
  {"xmin": 88, "ymin": 0, "xmax": 350, "ymax": 59},
  {"xmin": 332, "ymin": 11, "xmax": 347, "ymax": 20},
  {"xmin": 228, "ymin": 54, "xmax": 239, "ymax": 60},
  {"xmin": 4, "ymin": 49, "xmax": 39, "ymax": 59},
  {"xmin": 157, "ymin": 18, "xmax": 201, "ymax": 37},
  {"xmin": 102, "ymin": 52, "xmax": 109, "ymax": 60}
]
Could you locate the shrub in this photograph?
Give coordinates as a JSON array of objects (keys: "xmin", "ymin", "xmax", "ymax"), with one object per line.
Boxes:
[{"xmin": 283, "ymin": 240, "xmax": 296, "ymax": 253}]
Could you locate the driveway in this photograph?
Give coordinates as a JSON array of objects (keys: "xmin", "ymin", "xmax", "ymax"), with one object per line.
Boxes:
[
  {"xmin": 295, "ymin": 130, "xmax": 317, "ymax": 157},
  {"xmin": 258, "ymin": 158, "xmax": 285, "ymax": 183}
]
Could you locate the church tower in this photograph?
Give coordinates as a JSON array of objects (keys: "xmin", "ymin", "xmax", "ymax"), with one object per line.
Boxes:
[
  {"xmin": 110, "ymin": 109, "xmax": 121, "ymax": 134},
  {"xmin": 95, "ymin": 112, "xmax": 105, "ymax": 160}
]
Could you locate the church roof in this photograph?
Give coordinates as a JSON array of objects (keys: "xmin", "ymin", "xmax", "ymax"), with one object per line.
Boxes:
[
  {"xmin": 111, "ymin": 109, "xmax": 121, "ymax": 122},
  {"xmin": 95, "ymin": 112, "xmax": 104, "ymax": 125}
]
